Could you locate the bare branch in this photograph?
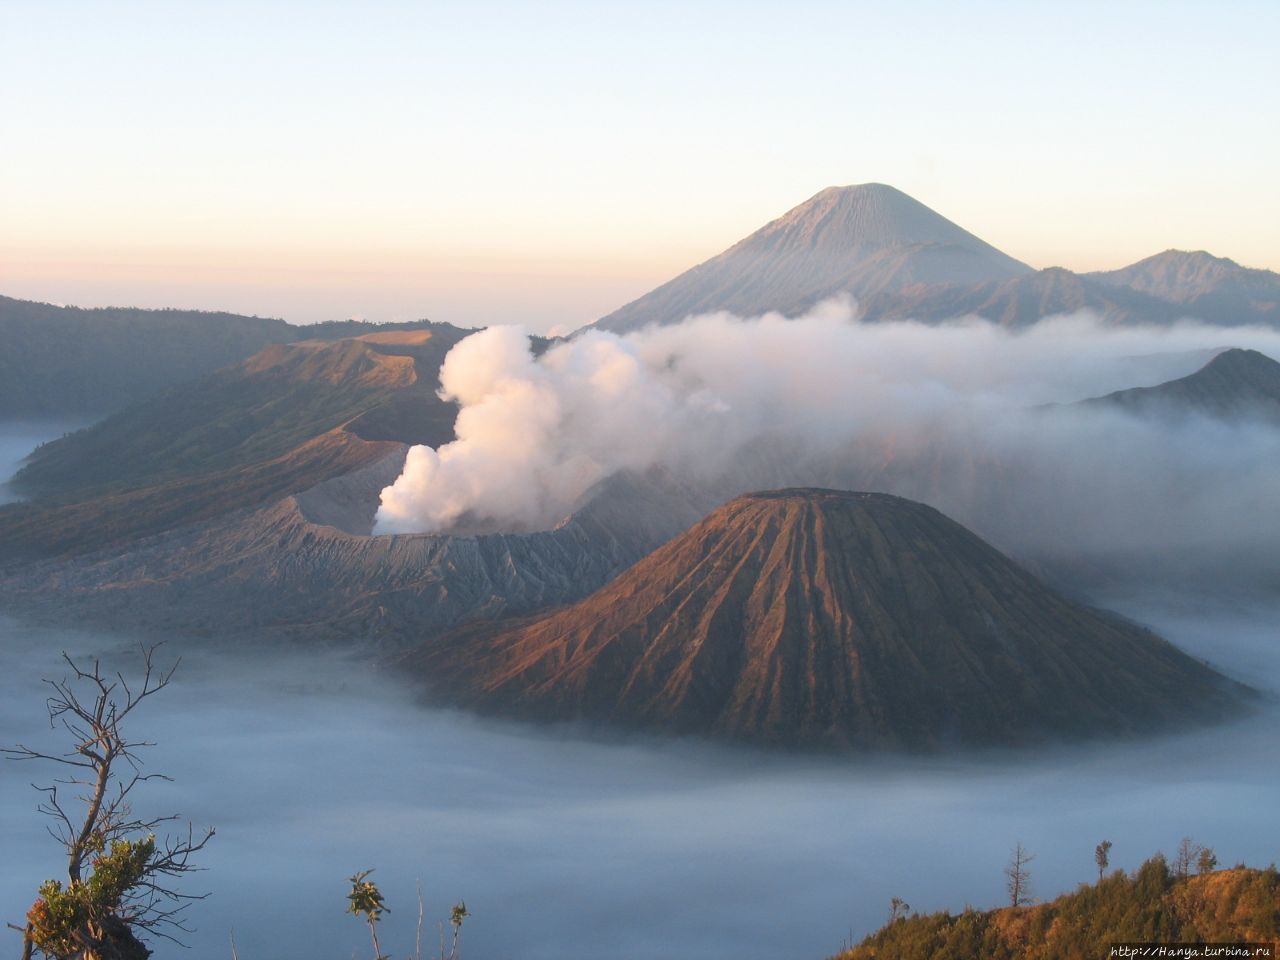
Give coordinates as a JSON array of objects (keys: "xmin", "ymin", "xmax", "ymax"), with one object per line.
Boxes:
[{"xmin": 3, "ymin": 644, "xmax": 214, "ymax": 956}]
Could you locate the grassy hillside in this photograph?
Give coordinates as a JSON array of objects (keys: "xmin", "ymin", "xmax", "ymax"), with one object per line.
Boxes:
[{"xmin": 836, "ymin": 853, "xmax": 1280, "ymax": 959}]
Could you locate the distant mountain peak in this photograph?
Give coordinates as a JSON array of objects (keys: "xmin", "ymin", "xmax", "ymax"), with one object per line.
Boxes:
[
  {"xmin": 1148, "ymin": 249, "xmax": 1240, "ymax": 267},
  {"xmin": 750, "ymin": 182, "xmax": 1004, "ymax": 253},
  {"xmin": 593, "ymin": 184, "xmax": 1030, "ymax": 333},
  {"xmin": 1203, "ymin": 346, "xmax": 1277, "ymax": 371}
]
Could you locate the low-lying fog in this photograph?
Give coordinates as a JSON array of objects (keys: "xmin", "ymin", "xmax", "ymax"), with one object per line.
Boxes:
[
  {"xmin": 1, "ymin": 334, "xmax": 1277, "ymax": 960},
  {"xmin": 0, "ymin": 421, "xmax": 82, "ymax": 503},
  {"xmin": 1, "ymin": 599, "xmax": 1276, "ymax": 960}
]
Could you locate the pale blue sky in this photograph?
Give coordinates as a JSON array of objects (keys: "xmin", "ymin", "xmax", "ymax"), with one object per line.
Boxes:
[{"xmin": 2, "ymin": 0, "xmax": 1277, "ymax": 330}]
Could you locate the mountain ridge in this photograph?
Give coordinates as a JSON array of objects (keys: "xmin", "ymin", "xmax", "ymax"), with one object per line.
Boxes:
[{"xmin": 590, "ymin": 187, "xmax": 1280, "ymax": 333}]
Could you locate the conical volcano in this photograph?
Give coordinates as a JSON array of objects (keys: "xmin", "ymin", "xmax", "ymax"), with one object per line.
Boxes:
[
  {"xmin": 411, "ymin": 489, "xmax": 1245, "ymax": 750},
  {"xmin": 593, "ymin": 184, "xmax": 1031, "ymax": 333}
]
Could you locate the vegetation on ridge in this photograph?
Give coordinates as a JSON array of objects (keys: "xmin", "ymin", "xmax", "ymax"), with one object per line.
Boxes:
[{"xmin": 835, "ymin": 847, "xmax": 1280, "ymax": 959}]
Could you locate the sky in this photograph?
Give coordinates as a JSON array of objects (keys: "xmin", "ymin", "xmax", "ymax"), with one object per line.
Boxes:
[{"xmin": 1, "ymin": 0, "xmax": 1277, "ymax": 333}]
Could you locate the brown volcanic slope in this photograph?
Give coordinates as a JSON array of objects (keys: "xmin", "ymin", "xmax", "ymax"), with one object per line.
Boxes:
[
  {"xmin": 1077, "ymin": 347, "xmax": 1280, "ymax": 420},
  {"xmin": 414, "ymin": 490, "xmax": 1244, "ymax": 750}
]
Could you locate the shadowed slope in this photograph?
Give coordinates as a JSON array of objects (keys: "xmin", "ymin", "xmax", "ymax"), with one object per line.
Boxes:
[{"xmin": 414, "ymin": 489, "xmax": 1245, "ymax": 749}]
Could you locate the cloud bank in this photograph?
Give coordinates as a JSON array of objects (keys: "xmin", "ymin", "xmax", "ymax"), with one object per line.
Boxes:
[{"xmin": 373, "ymin": 302, "xmax": 1280, "ymax": 584}]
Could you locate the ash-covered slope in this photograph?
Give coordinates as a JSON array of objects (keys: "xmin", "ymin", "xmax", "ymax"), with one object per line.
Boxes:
[
  {"xmin": 594, "ymin": 184, "xmax": 1031, "ymax": 333},
  {"xmin": 1077, "ymin": 348, "xmax": 1280, "ymax": 420},
  {"xmin": 414, "ymin": 489, "xmax": 1244, "ymax": 749}
]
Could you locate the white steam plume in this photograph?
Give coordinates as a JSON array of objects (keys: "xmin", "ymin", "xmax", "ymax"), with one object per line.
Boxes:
[{"xmin": 374, "ymin": 299, "xmax": 1280, "ymax": 558}]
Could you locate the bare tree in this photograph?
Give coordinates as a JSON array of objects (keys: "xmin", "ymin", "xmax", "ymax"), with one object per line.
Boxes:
[
  {"xmin": 1174, "ymin": 837, "xmax": 1202, "ymax": 879},
  {"xmin": 888, "ymin": 897, "xmax": 910, "ymax": 923},
  {"xmin": 2, "ymin": 646, "xmax": 214, "ymax": 960},
  {"xmin": 1095, "ymin": 839, "xmax": 1113, "ymax": 883},
  {"xmin": 1005, "ymin": 842, "xmax": 1035, "ymax": 908}
]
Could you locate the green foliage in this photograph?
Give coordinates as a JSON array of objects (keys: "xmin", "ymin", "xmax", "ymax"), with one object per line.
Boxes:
[
  {"xmin": 26, "ymin": 836, "xmax": 155, "ymax": 957},
  {"xmin": 348, "ymin": 870, "xmax": 389, "ymax": 923},
  {"xmin": 449, "ymin": 902, "xmax": 469, "ymax": 930},
  {"xmin": 344, "ymin": 872, "xmax": 469, "ymax": 960}
]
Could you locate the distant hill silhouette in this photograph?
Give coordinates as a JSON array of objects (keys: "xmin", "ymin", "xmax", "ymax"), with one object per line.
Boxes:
[
  {"xmin": 0, "ymin": 296, "xmax": 292, "ymax": 418},
  {"xmin": 412, "ymin": 489, "xmax": 1245, "ymax": 749},
  {"xmin": 1076, "ymin": 347, "xmax": 1280, "ymax": 420},
  {"xmin": 0, "ymin": 295, "xmax": 455, "ymax": 419}
]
